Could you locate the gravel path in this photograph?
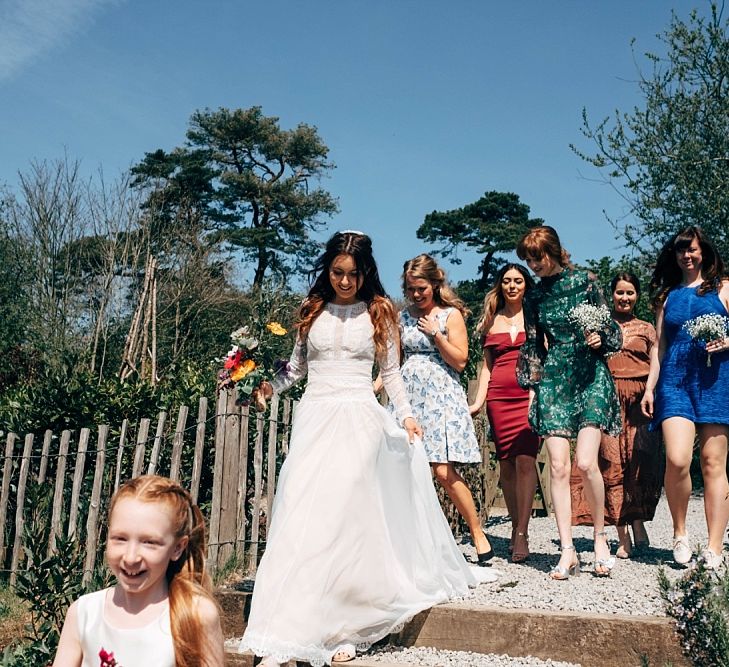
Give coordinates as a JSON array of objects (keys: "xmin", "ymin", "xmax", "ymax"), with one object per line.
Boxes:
[
  {"xmin": 456, "ymin": 492, "xmax": 709, "ymax": 616},
  {"xmin": 364, "ymin": 646, "xmax": 580, "ymax": 666}
]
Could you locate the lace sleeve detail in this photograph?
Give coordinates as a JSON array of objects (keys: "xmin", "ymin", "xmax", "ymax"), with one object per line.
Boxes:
[
  {"xmin": 586, "ymin": 274, "xmax": 623, "ymax": 357},
  {"xmin": 516, "ymin": 291, "xmax": 545, "ymax": 389},
  {"xmin": 378, "ymin": 322, "xmax": 414, "ymax": 425},
  {"xmin": 271, "ymin": 336, "xmax": 308, "ymax": 394}
]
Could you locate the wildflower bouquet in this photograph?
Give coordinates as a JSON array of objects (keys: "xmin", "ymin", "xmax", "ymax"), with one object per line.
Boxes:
[
  {"xmin": 567, "ymin": 303, "xmax": 612, "ymax": 334},
  {"xmin": 217, "ymin": 321, "xmax": 289, "ymax": 408},
  {"xmin": 683, "ymin": 313, "xmax": 729, "ymax": 366}
]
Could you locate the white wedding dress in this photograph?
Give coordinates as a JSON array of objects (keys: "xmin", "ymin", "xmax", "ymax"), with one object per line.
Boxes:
[{"xmin": 239, "ymin": 301, "xmax": 494, "ymax": 666}]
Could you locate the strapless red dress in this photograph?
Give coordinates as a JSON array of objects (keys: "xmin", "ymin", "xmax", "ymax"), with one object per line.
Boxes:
[{"xmin": 484, "ymin": 331, "xmax": 540, "ymax": 459}]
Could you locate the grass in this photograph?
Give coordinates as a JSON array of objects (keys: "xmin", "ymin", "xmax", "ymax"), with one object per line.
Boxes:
[{"xmin": 0, "ymin": 584, "xmax": 30, "ymax": 651}]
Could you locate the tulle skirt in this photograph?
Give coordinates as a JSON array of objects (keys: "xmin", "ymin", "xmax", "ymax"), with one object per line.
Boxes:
[{"xmin": 239, "ymin": 365, "xmax": 481, "ymax": 666}]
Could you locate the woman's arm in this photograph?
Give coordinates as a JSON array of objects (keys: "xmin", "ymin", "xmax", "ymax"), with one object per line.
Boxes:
[
  {"xmin": 640, "ymin": 304, "xmax": 666, "ymax": 419},
  {"xmin": 469, "ymin": 347, "xmax": 494, "ymax": 415},
  {"xmin": 253, "ymin": 336, "xmax": 308, "ymax": 411},
  {"xmin": 418, "ymin": 309, "xmax": 468, "ymax": 372},
  {"xmin": 706, "ymin": 279, "xmax": 729, "ymax": 355},
  {"xmin": 52, "ymin": 601, "xmax": 82, "ymax": 667}
]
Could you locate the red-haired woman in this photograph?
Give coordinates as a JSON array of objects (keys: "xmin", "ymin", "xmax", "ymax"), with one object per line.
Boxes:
[{"xmin": 516, "ymin": 226, "xmax": 622, "ymax": 579}]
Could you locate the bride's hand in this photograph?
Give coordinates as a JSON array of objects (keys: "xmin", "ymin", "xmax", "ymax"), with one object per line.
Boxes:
[
  {"xmin": 403, "ymin": 417, "xmax": 423, "ymax": 444},
  {"xmin": 252, "ymin": 381, "xmax": 273, "ymax": 413}
]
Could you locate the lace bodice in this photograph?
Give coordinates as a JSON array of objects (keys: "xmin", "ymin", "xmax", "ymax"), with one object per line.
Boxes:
[{"xmin": 272, "ymin": 301, "xmax": 413, "ymax": 424}]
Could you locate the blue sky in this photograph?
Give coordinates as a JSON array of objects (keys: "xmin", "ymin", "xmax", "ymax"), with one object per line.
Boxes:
[{"xmin": 0, "ymin": 0, "xmax": 706, "ymax": 294}]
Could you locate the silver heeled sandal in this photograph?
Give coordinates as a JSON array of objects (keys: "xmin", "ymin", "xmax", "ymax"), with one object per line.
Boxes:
[
  {"xmin": 549, "ymin": 544, "xmax": 580, "ymax": 580},
  {"xmin": 593, "ymin": 529, "xmax": 616, "ymax": 577}
]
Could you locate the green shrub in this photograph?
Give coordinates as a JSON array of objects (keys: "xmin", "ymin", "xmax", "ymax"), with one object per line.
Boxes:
[{"xmin": 659, "ymin": 559, "xmax": 729, "ymax": 666}]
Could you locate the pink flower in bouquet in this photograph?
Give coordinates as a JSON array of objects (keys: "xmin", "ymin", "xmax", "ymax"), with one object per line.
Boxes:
[{"xmin": 99, "ymin": 648, "xmax": 119, "ymax": 667}]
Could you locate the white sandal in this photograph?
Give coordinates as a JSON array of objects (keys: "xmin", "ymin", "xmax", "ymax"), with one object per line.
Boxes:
[{"xmin": 331, "ymin": 643, "xmax": 356, "ymax": 663}]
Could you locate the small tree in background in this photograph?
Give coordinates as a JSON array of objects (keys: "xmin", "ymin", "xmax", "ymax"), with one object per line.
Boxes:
[
  {"xmin": 573, "ymin": 3, "xmax": 729, "ymax": 259},
  {"xmin": 417, "ymin": 191, "xmax": 543, "ymax": 290},
  {"xmin": 132, "ymin": 106, "xmax": 339, "ymax": 288}
]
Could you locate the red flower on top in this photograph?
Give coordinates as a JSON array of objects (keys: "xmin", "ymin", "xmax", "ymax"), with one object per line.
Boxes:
[{"xmin": 99, "ymin": 647, "xmax": 119, "ymax": 667}]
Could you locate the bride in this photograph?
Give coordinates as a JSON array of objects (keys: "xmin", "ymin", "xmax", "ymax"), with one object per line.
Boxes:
[{"xmin": 239, "ymin": 231, "xmax": 495, "ymax": 667}]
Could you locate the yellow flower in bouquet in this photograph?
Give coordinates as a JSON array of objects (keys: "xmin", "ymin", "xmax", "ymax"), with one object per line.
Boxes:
[
  {"xmin": 230, "ymin": 358, "xmax": 256, "ymax": 382},
  {"xmin": 266, "ymin": 321, "xmax": 287, "ymax": 336}
]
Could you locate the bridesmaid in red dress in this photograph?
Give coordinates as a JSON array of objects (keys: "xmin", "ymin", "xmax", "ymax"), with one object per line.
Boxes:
[{"xmin": 470, "ymin": 264, "xmax": 540, "ymax": 563}]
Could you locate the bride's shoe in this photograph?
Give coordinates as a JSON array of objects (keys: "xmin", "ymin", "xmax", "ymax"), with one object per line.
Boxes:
[
  {"xmin": 549, "ymin": 544, "xmax": 580, "ymax": 580},
  {"xmin": 593, "ymin": 529, "xmax": 616, "ymax": 577},
  {"xmin": 331, "ymin": 643, "xmax": 356, "ymax": 663}
]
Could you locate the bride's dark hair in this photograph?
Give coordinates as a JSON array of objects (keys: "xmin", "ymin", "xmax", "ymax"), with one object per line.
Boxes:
[{"xmin": 297, "ymin": 231, "xmax": 397, "ymax": 358}]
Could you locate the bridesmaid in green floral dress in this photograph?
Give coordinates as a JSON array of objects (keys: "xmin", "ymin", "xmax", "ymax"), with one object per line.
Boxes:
[{"xmin": 516, "ymin": 226, "xmax": 622, "ymax": 579}]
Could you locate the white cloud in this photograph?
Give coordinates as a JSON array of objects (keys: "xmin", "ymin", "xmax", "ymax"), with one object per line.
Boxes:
[{"xmin": 0, "ymin": 0, "xmax": 118, "ymax": 82}]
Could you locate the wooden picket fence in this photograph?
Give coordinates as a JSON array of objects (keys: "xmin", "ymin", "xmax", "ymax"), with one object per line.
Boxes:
[{"xmin": 0, "ymin": 388, "xmax": 551, "ymax": 583}]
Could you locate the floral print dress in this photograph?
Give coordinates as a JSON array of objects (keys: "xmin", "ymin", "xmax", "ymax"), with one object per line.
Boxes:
[
  {"xmin": 517, "ymin": 268, "xmax": 622, "ymax": 438},
  {"xmin": 398, "ymin": 308, "xmax": 482, "ymax": 463}
]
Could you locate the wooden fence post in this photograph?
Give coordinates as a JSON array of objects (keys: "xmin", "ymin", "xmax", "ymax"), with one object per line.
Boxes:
[
  {"xmin": 218, "ymin": 391, "xmax": 241, "ymax": 567},
  {"xmin": 83, "ymin": 426, "xmax": 108, "ymax": 584},
  {"xmin": 132, "ymin": 419, "xmax": 150, "ymax": 478},
  {"xmin": 247, "ymin": 412, "xmax": 265, "ymax": 572},
  {"xmin": 147, "ymin": 411, "xmax": 167, "ymax": 476},
  {"xmin": 281, "ymin": 398, "xmax": 291, "ymax": 456},
  {"xmin": 68, "ymin": 429, "xmax": 90, "ymax": 539},
  {"xmin": 49, "ymin": 431, "xmax": 71, "ymax": 554},
  {"xmin": 169, "ymin": 405, "xmax": 189, "ymax": 483},
  {"xmin": 236, "ymin": 404, "xmax": 250, "ymax": 562},
  {"xmin": 265, "ymin": 395, "xmax": 280, "ymax": 533},
  {"xmin": 191, "ymin": 397, "xmax": 207, "ymax": 505},
  {"xmin": 114, "ymin": 419, "xmax": 128, "ymax": 493},
  {"xmin": 208, "ymin": 391, "xmax": 227, "ymax": 571},
  {"xmin": 37, "ymin": 430, "xmax": 52, "ymax": 484},
  {"xmin": 0, "ymin": 433, "xmax": 17, "ymax": 566},
  {"xmin": 10, "ymin": 434, "xmax": 34, "ymax": 585}
]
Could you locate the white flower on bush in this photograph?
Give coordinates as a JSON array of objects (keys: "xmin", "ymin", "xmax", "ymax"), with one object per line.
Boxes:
[
  {"xmin": 231, "ymin": 326, "xmax": 259, "ymax": 350},
  {"xmin": 567, "ymin": 303, "xmax": 612, "ymax": 333}
]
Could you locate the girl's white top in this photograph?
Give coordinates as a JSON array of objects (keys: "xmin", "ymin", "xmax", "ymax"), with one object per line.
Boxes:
[{"xmin": 76, "ymin": 587, "xmax": 175, "ymax": 667}]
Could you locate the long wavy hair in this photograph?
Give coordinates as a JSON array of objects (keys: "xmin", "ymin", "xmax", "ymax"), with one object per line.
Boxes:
[
  {"xmin": 107, "ymin": 475, "xmax": 216, "ymax": 667},
  {"xmin": 297, "ymin": 231, "xmax": 397, "ymax": 359},
  {"xmin": 476, "ymin": 263, "xmax": 534, "ymax": 334},
  {"xmin": 649, "ymin": 226, "xmax": 726, "ymax": 306},
  {"xmin": 516, "ymin": 225, "xmax": 572, "ymax": 268},
  {"xmin": 401, "ymin": 254, "xmax": 469, "ymax": 317}
]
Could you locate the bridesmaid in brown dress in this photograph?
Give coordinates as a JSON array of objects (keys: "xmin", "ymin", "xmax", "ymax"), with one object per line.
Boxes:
[
  {"xmin": 571, "ymin": 272, "xmax": 663, "ymax": 557},
  {"xmin": 470, "ymin": 264, "xmax": 540, "ymax": 563}
]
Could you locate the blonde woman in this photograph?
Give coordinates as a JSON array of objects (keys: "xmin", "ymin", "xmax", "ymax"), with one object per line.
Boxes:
[
  {"xmin": 395, "ymin": 254, "xmax": 493, "ymax": 563},
  {"xmin": 469, "ymin": 263, "xmax": 539, "ymax": 563}
]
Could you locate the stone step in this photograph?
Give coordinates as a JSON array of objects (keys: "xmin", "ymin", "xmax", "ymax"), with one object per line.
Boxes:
[{"xmin": 217, "ymin": 590, "xmax": 689, "ymax": 667}]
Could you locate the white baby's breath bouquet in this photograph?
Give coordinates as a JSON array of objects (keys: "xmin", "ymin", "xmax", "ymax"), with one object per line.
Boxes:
[
  {"xmin": 682, "ymin": 314, "xmax": 729, "ymax": 366},
  {"xmin": 567, "ymin": 303, "xmax": 612, "ymax": 333}
]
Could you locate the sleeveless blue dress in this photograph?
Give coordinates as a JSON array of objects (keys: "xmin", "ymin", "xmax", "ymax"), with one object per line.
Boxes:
[{"xmin": 653, "ymin": 285, "xmax": 729, "ymax": 426}]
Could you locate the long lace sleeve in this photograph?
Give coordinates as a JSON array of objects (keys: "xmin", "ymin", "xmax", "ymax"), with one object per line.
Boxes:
[
  {"xmin": 586, "ymin": 274, "xmax": 623, "ymax": 357},
  {"xmin": 378, "ymin": 323, "xmax": 414, "ymax": 425},
  {"xmin": 516, "ymin": 291, "xmax": 545, "ymax": 389},
  {"xmin": 270, "ymin": 336, "xmax": 308, "ymax": 394}
]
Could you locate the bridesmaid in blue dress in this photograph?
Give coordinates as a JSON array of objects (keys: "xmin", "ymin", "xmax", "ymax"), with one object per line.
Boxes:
[{"xmin": 641, "ymin": 226, "xmax": 729, "ymax": 569}]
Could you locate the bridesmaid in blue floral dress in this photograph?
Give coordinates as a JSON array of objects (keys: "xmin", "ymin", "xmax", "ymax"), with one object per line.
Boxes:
[
  {"xmin": 641, "ymin": 226, "xmax": 729, "ymax": 569},
  {"xmin": 393, "ymin": 254, "xmax": 493, "ymax": 563}
]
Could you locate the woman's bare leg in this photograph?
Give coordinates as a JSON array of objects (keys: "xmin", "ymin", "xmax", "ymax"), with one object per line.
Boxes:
[{"xmin": 432, "ymin": 463, "xmax": 491, "ymax": 553}]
